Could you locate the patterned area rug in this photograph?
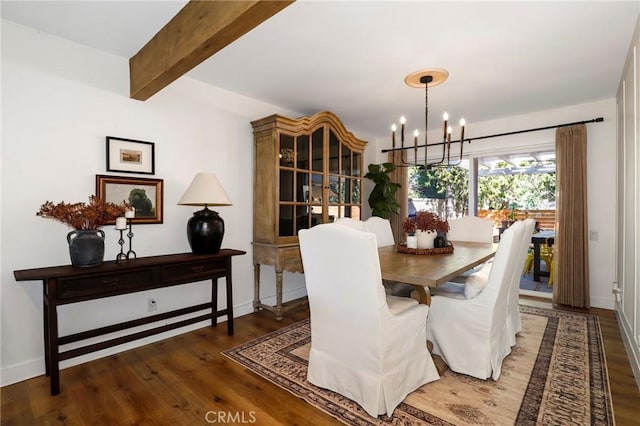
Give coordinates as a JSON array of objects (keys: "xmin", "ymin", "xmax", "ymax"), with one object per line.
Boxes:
[{"xmin": 223, "ymin": 306, "xmax": 613, "ymax": 425}]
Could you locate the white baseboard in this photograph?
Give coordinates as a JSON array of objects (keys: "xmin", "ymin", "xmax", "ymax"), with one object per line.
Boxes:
[
  {"xmin": 0, "ymin": 357, "xmax": 43, "ymax": 388},
  {"xmin": 0, "ymin": 287, "xmax": 308, "ymax": 388},
  {"xmin": 520, "ymin": 289, "xmax": 552, "ymax": 299},
  {"xmin": 591, "ymin": 295, "xmax": 615, "ymax": 310}
]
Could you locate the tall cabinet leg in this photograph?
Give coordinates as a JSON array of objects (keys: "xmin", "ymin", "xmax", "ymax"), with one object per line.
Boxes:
[
  {"xmin": 274, "ymin": 269, "xmax": 284, "ymax": 321},
  {"xmin": 253, "ymin": 263, "xmax": 261, "ymax": 312}
]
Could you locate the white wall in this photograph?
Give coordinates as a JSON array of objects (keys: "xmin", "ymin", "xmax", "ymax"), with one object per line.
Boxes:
[
  {"xmin": 372, "ymin": 98, "xmax": 618, "ymax": 310},
  {"xmin": 0, "ymin": 20, "xmax": 318, "ymax": 386}
]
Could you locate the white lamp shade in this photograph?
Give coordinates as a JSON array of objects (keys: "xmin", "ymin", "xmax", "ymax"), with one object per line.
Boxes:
[{"xmin": 178, "ymin": 173, "xmax": 232, "ymax": 206}]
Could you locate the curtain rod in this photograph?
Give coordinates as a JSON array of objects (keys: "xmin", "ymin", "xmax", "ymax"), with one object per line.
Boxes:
[{"xmin": 380, "ymin": 117, "xmax": 604, "ymax": 153}]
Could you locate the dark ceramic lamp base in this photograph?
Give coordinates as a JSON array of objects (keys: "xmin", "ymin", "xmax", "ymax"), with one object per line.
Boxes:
[{"xmin": 186, "ymin": 206, "xmax": 225, "ymax": 254}]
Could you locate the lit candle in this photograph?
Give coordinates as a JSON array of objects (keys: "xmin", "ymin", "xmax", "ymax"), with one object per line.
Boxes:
[
  {"xmin": 400, "ymin": 116, "xmax": 406, "ymax": 144},
  {"xmin": 391, "ymin": 123, "xmax": 397, "ymax": 151},
  {"xmin": 115, "ymin": 217, "xmax": 127, "ymax": 230},
  {"xmin": 459, "ymin": 118, "xmax": 466, "ymax": 142},
  {"xmin": 442, "ymin": 112, "xmax": 449, "ymax": 140},
  {"xmin": 124, "ymin": 207, "xmax": 135, "ymax": 219}
]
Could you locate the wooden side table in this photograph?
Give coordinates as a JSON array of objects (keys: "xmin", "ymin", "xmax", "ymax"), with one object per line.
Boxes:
[{"xmin": 14, "ymin": 249, "xmax": 245, "ymax": 395}]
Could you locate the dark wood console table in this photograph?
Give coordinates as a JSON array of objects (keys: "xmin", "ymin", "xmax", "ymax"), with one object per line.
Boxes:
[{"xmin": 13, "ymin": 249, "xmax": 245, "ymax": 395}]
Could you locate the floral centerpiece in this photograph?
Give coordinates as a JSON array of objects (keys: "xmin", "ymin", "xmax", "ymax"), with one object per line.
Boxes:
[
  {"xmin": 37, "ymin": 196, "xmax": 130, "ymax": 267},
  {"xmin": 402, "ymin": 211, "xmax": 449, "ymax": 249},
  {"xmin": 403, "ymin": 211, "xmax": 449, "ymax": 234}
]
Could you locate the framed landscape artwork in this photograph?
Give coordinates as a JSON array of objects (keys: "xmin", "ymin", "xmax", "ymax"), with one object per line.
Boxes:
[
  {"xmin": 106, "ymin": 136, "xmax": 155, "ymax": 175},
  {"xmin": 96, "ymin": 175, "xmax": 163, "ymax": 224}
]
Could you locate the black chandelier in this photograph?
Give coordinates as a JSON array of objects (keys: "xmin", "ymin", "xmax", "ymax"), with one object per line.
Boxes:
[{"xmin": 391, "ymin": 68, "xmax": 466, "ymax": 169}]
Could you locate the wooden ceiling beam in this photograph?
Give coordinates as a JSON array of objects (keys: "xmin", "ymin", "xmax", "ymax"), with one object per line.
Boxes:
[{"xmin": 129, "ymin": 0, "xmax": 294, "ymax": 101}]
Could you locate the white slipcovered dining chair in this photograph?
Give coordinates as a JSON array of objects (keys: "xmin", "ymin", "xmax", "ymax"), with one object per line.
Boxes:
[
  {"xmin": 363, "ymin": 216, "xmax": 396, "ymax": 247},
  {"xmin": 506, "ymin": 218, "xmax": 537, "ymax": 346},
  {"xmin": 298, "ymin": 223, "xmax": 440, "ymax": 417},
  {"xmin": 334, "ymin": 217, "xmax": 366, "ymax": 232},
  {"xmin": 361, "ymin": 216, "xmax": 416, "ymax": 297},
  {"xmin": 447, "ymin": 215, "xmax": 494, "ymax": 243},
  {"xmin": 435, "ymin": 215, "xmax": 494, "ymax": 292},
  {"xmin": 425, "ymin": 221, "xmax": 525, "ymax": 380}
]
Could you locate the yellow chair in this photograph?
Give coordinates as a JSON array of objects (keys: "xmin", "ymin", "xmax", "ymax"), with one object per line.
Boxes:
[{"xmin": 523, "ymin": 239, "xmax": 554, "ymax": 286}]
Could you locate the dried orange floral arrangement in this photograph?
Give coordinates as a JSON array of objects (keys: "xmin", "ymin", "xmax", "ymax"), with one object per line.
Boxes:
[
  {"xmin": 37, "ymin": 196, "xmax": 130, "ymax": 230},
  {"xmin": 402, "ymin": 211, "xmax": 449, "ymax": 235}
]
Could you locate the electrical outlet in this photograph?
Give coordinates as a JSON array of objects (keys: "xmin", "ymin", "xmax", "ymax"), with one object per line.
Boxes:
[{"xmin": 147, "ymin": 298, "xmax": 157, "ymax": 312}]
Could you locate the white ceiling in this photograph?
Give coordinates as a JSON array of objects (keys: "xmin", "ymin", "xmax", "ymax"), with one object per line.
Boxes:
[{"xmin": 2, "ymin": 1, "xmax": 639, "ymax": 142}]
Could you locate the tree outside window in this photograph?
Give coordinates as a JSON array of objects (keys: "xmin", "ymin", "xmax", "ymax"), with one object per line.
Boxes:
[{"xmin": 408, "ymin": 166, "xmax": 469, "ymax": 219}]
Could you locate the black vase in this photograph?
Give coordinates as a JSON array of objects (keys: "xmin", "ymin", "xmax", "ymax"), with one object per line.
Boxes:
[
  {"xmin": 433, "ymin": 235, "xmax": 446, "ymax": 248},
  {"xmin": 67, "ymin": 229, "xmax": 105, "ymax": 267}
]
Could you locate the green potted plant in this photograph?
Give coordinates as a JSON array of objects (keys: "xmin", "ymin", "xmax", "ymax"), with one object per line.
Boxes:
[{"xmin": 364, "ymin": 162, "xmax": 401, "ymax": 219}]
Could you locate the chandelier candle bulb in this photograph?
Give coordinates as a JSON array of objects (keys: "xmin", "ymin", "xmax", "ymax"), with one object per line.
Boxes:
[
  {"xmin": 115, "ymin": 217, "xmax": 127, "ymax": 230},
  {"xmin": 460, "ymin": 118, "xmax": 466, "ymax": 142},
  {"xmin": 443, "ymin": 112, "xmax": 449, "ymax": 140}
]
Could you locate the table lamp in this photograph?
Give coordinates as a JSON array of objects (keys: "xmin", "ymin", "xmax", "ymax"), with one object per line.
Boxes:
[{"xmin": 178, "ymin": 173, "xmax": 232, "ymax": 254}]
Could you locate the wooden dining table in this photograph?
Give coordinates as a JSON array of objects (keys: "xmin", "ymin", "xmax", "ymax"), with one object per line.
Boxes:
[{"xmin": 378, "ymin": 241, "xmax": 498, "ymax": 305}]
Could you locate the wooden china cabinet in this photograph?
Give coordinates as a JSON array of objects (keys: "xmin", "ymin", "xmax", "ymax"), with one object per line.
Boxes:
[{"xmin": 251, "ymin": 111, "xmax": 367, "ymax": 319}]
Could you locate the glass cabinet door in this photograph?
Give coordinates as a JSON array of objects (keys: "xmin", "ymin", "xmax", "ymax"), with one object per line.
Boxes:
[
  {"xmin": 309, "ymin": 128, "xmax": 325, "ymax": 226},
  {"xmin": 252, "ymin": 111, "xmax": 366, "ymax": 248},
  {"xmin": 277, "ymin": 123, "xmax": 363, "ymax": 238},
  {"xmin": 279, "ymin": 133, "xmax": 296, "ymax": 237},
  {"xmin": 278, "ymin": 129, "xmax": 328, "ymax": 237},
  {"xmin": 327, "ymin": 129, "xmax": 362, "ymax": 221}
]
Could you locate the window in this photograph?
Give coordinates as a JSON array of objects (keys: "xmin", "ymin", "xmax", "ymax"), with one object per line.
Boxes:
[
  {"xmin": 405, "ymin": 150, "xmax": 556, "ymax": 230},
  {"xmin": 407, "ymin": 160, "xmax": 469, "ymax": 219}
]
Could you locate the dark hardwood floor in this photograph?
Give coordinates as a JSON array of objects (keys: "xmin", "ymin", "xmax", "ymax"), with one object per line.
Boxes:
[{"xmin": 2, "ymin": 297, "xmax": 639, "ymax": 425}]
